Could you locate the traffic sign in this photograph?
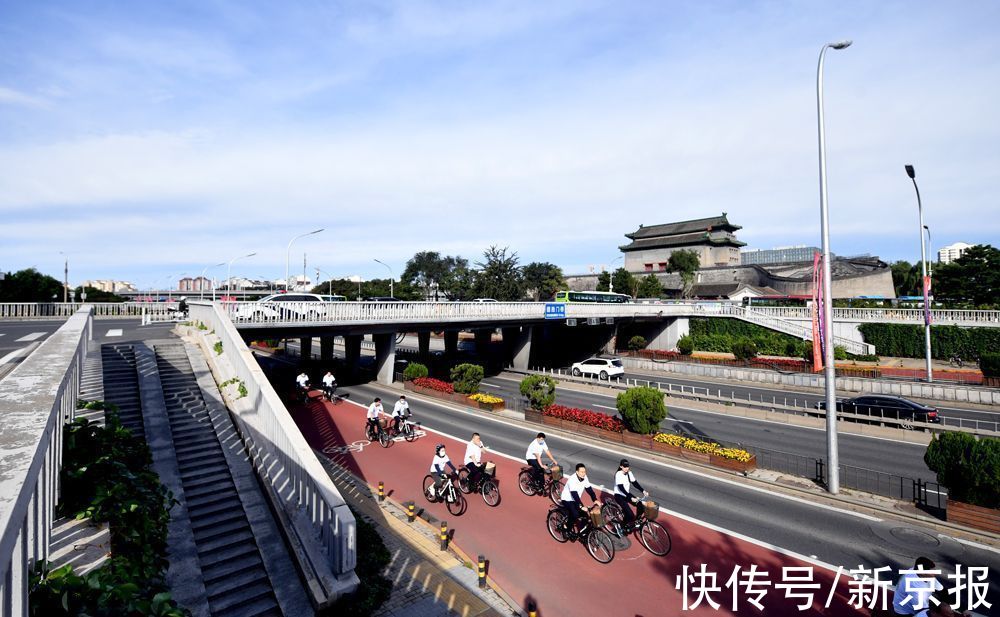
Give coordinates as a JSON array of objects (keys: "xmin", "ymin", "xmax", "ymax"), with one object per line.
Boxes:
[{"xmin": 544, "ymin": 303, "xmax": 566, "ymax": 319}]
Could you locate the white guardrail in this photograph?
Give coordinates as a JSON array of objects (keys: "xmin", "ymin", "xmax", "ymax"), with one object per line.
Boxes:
[
  {"xmin": 0, "ymin": 307, "xmax": 92, "ymax": 616},
  {"xmin": 0, "ymin": 302, "xmax": 176, "ymax": 320},
  {"xmin": 752, "ymin": 306, "xmax": 1000, "ymax": 325},
  {"xmin": 188, "ymin": 301, "xmax": 357, "ymax": 586}
]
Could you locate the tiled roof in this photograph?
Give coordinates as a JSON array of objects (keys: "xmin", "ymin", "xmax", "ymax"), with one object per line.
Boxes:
[
  {"xmin": 626, "ymin": 214, "xmax": 741, "ymax": 240},
  {"xmin": 619, "ymin": 231, "xmax": 746, "ymax": 251}
]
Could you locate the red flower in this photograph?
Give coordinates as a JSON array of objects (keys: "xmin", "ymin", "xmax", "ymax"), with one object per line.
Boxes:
[
  {"xmin": 542, "ymin": 404, "xmax": 624, "ymax": 432},
  {"xmin": 412, "ymin": 377, "xmax": 455, "ymax": 394}
]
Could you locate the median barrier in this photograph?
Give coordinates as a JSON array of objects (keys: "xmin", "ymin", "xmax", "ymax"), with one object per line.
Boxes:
[{"xmin": 403, "ymin": 382, "xmax": 506, "ymax": 412}]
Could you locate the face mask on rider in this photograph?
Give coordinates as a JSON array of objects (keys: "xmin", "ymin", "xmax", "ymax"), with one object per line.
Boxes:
[{"xmin": 439, "ymin": 450, "xmax": 446, "ymax": 457}]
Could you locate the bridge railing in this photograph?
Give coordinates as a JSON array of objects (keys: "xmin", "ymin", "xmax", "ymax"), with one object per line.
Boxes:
[
  {"xmin": 0, "ymin": 307, "xmax": 92, "ymax": 616},
  {"xmin": 751, "ymin": 306, "xmax": 1000, "ymax": 324},
  {"xmin": 0, "ymin": 302, "xmax": 176, "ymax": 320},
  {"xmin": 188, "ymin": 301, "xmax": 357, "ymax": 589}
]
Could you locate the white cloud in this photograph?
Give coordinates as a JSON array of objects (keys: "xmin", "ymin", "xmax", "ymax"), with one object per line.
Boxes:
[{"xmin": 0, "ymin": 86, "xmax": 48, "ymax": 108}]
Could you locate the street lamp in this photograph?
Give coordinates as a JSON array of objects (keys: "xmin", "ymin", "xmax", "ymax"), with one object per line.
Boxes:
[
  {"xmin": 226, "ymin": 252, "xmax": 257, "ymax": 301},
  {"xmin": 286, "ymin": 229, "xmax": 324, "ymax": 291},
  {"xmin": 374, "ymin": 259, "xmax": 395, "ymax": 298},
  {"xmin": 923, "ymin": 225, "xmax": 933, "ymax": 278},
  {"xmin": 816, "ymin": 38, "xmax": 851, "ymax": 495},
  {"xmin": 201, "ymin": 262, "xmax": 226, "ymax": 300},
  {"xmin": 607, "ymin": 256, "xmax": 624, "ymax": 293},
  {"xmin": 59, "ymin": 251, "xmax": 69, "ymax": 303},
  {"xmin": 906, "ymin": 164, "xmax": 933, "ymax": 383},
  {"xmin": 315, "ymin": 267, "xmax": 336, "ymax": 296}
]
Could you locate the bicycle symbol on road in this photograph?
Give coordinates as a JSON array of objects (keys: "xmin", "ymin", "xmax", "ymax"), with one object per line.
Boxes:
[{"xmin": 323, "ymin": 430, "xmax": 427, "ymax": 456}]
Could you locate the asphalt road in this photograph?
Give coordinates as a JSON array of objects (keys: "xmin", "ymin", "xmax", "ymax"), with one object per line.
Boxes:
[
  {"xmin": 0, "ymin": 319, "xmax": 176, "ymax": 362},
  {"xmin": 290, "ymin": 375, "xmax": 1000, "ymax": 616}
]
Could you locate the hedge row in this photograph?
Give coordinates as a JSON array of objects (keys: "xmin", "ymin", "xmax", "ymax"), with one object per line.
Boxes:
[
  {"xmin": 689, "ymin": 319, "xmax": 805, "ymax": 357},
  {"xmin": 857, "ymin": 323, "xmax": 1000, "ymax": 361}
]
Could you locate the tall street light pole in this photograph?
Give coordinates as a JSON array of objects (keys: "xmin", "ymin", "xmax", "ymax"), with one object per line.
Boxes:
[
  {"xmin": 374, "ymin": 259, "xmax": 395, "ymax": 298},
  {"xmin": 226, "ymin": 252, "xmax": 257, "ymax": 301},
  {"xmin": 201, "ymin": 262, "xmax": 225, "ymax": 300},
  {"xmin": 817, "ymin": 39, "xmax": 851, "ymax": 495},
  {"xmin": 59, "ymin": 251, "xmax": 69, "ymax": 302},
  {"xmin": 315, "ymin": 267, "xmax": 335, "ymax": 296},
  {"xmin": 286, "ymin": 229, "xmax": 324, "ymax": 291},
  {"xmin": 607, "ymin": 256, "xmax": 624, "ymax": 294},
  {"xmin": 906, "ymin": 165, "xmax": 933, "ymax": 383},
  {"xmin": 923, "ymin": 225, "xmax": 933, "ymax": 278}
]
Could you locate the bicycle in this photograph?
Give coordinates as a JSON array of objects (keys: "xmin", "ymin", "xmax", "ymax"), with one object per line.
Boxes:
[
  {"xmin": 517, "ymin": 463, "xmax": 565, "ymax": 505},
  {"xmin": 385, "ymin": 414, "xmax": 419, "ymax": 443},
  {"xmin": 322, "ymin": 383, "xmax": 339, "ymax": 402},
  {"xmin": 601, "ymin": 497, "xmax": 672, "ymax": 556},
  {"xmin": 363, "ymin": 418, "xmax": 391, "ymax": 448},
  {"xmin": 458, "ymin": 462, "xmax": 501, "ymax": 507},
  {"xmin": 296, "ymin": 384, "xmax": 311, "ymax": 405},
  {"xmin": 546, "ymin": 503, "xmax": 616, "ymax": 564},
  {"xmin": 421, "ymin": 473, "xmax": 467, "ymax": 516},
  {"xmin": 949, "ymin": 355, "xmax": 965, "ymax": 369}
]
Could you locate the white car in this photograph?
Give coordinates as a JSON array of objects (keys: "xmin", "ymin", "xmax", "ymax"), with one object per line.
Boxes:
[
  {"xmin": 230, "ymin": 292, "xmax": 338, "ymax": 321},
  {"xmin": 570, "ymin": 357, "xmax": 625, "ymax": 380}
]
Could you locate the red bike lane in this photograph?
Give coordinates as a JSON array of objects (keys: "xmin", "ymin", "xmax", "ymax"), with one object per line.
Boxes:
[{"xmin": 293, "ymin": 394, "xmax": 868, "ymax": 617}]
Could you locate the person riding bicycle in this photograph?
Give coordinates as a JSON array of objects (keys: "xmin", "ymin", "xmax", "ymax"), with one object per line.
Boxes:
[
  {"xmin": 613, "ymin": 459, "xmax": 649, "ymax": 530},
  {"xmin": 295, "ymin": 372, "xmax": 310, "ymax": 400},
  {"xmin": 321, "ymin": 370, "xmax": 336, "ymax": 400},
  {"xmin": 559, "ymin": 463, "xmax": 599, "ymax": 535},
  {"xmin": 391, "ymin": 395, "xmax": 410, "ymax": 434},
  {"xmin": 429, "ymin": 444, "xmax": 458, "ymax": 498},
  {"xmin": 464, "ymin": 432, "xmax": 487, "ymax": 487},
  {"xmin": 525, "ymin": 433, "xmax": 557, "ymax": 486},
  {"xmin": 366, "ymin": 397, "xmax": 383, "ymax": 437}
]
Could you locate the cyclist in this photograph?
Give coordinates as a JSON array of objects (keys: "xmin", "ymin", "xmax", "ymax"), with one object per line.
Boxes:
[
  {"xmin": 525, "ymin": 432, "xmax": 557, "ymax": 486},
  {"xmin": 464, "ymin": 432, "xmax": 486, "ymax": 487},
  {"xmin": 366, "ymin": 397, "xmax": 383, "ymax": 437},
  {"xmin": 321, "ymin": 370, "xmax": 336, "ymax": 400},
  {"xmin": 428, "ymin": 444, "xmax": 458, "ymax": 499},
  {"xmin": 560, "ymin": 463, "xmax": 599, "ymax": 535},
  {"xmin": 295, "ymin": 371, "xmax": 310, "ymax": 401},
  {"xmin": 613, "ymin": 459, "xmax": 649, "ymax": 530},
  {"xmin": 391, "ymin": 395, "xmax": 410, "ymax": 434}
]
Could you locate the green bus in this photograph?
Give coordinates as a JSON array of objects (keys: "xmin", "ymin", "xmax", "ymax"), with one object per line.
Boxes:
[{"xmin": 553, "ymin": 291, "xmax": 631, "ymax": 303}]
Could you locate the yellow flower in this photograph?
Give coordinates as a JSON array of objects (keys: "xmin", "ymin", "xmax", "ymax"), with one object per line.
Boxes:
[
  {"xmin": 653, "ymin": 433, "xmax": 752, "ymax": 462},
  {"xmin": 469, "ymin": 393, "xmax": 504, "ymax": 404}
]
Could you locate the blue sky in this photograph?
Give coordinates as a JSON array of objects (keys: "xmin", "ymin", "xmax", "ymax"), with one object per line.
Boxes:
[{"xmin": 1, "ymin": 1, "xmax": 998, "ymax": 289}]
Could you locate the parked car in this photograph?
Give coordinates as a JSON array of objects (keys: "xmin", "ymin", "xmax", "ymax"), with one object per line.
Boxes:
[
  {"xmin": 816, "ymin": 394, "xmax": 939, "ymax": 427},
  {"xmin": 570, "ymin": 357, "xmax": 625, "ymax": 380},
  {"xmin": 472, "ymin": 298, "xmax": 499, "ymax": 303},
  {"xmin": 364, "ymin": 296, "xmax": 400, "ymax": 302},
  {"xmin": 230, "ymin": 292, "xmax": 332, "ymax": 320}
]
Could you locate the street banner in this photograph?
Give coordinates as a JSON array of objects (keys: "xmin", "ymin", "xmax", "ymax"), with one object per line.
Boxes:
[
  {"xmin": 811, "ymin": 252, "xmax": 824, "ymax": 372},
  {"xmin": 923, "ymin": 275, "xmax": 933, "ymax": 326}
]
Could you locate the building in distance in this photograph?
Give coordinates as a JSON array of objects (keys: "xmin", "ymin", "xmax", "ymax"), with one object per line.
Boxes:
[
  {"xmin": 741, "ymin": 245, "xmax": 825, "ymax": 266},
  {"xmin": 619, "ymin": 213, "xmax": 744, "ymax": 272},
  {"xmin": 938, "ymin": 242, "xmax": 971, "ymax": 264}
]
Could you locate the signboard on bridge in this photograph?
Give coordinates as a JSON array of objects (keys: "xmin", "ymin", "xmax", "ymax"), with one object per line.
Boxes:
[{"xmin": 544, "ymin": 303, "xmax": 566, "ymax": 319}]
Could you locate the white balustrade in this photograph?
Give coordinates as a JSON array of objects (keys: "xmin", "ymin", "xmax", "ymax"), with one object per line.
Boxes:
[{"xmin": 0, "ymin": 303, "xmax": 176, "ymax": 320}]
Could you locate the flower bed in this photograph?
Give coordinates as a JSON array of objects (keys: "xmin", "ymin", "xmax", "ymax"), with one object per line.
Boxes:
[
  {"xmin": 404, "ymin": 381, "xmax": 505, "ymax": 411},
  {"xmin": 412, "ymin": 377, "xmax": 454, "ymax": 394},
  {"xmin": 543, "ymin": 405, "xmax": 624, "ymax": 432},
  {"xmin": 468, "ymin": 393, "xmax": 506, "ymax": 411},
  {"xmin": 653, "ymin": 433, "xmax": 754, "ymax": 463}
]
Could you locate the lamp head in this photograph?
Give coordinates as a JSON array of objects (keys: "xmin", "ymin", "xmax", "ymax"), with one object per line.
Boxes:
[
  {"xmin": 905, "ymin": 164, "xmax": 916, "ymax": 179},
  {"xmin": 831, "ymin": 40, "xmax": 852, "ymax": 50}
]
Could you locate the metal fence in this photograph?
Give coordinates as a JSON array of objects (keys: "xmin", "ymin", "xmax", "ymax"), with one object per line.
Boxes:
[
  {"xmin": 752, "ymin": 306, "xmax": 1000, "ymax": 326},
  {"xmin": 0, "ymin": 302, "xmax": 176, "ymax": 320},
  {"xmin": 0, "ymin": 306, "xmax": 92, "ymax": 616}
]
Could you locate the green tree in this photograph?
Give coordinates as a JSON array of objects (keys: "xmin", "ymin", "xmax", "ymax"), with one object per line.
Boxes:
[
  {"xmin": 596, "ymin": 271, "xmax": 611, "ymax": 292},
  {"xmin": 0, "ymin": 268, "xmax": 65, "ymax": 302},
  {"xmin": 636, "ymin": 273, "xmax": 663, "ymax": 298},
  {"xmin": 401, "ymin": 251, "xmax": 475, "ymax": 300},
  {"xmin": 450, "ymin": 363, "xmax": 484, "ymax": 394},
  {"xmin": 473, "ymin": 246, "xmax": 524, "ymax": 300},
  {"xmin": 731, "ymin": 338, "xmax": 758, "ymax": 361},
  {"xmin": 402, "ymin": 363, "xmax": 429, "ymax": 381},
  {"xmin": 934, "ymin": 244, "xmax": 1000, "ymax": 306},
  {"xmin": 890, "ymin": 260, "xmax": 920, "ymax": 297},
  {"xmin": 628, "ymin": 335, "xmax": 647, "ymax": 351},
  {"xmin": 610, "ymin": 268, "xmax": 635, "ymax": 297},
  {"xmin": 519, "ymin": 375, "xmax": 557, "ymax": 410},
  {"xmin": 616, "ymin": 386, "xmax": 668, "ymax": 435},
  {"xmin": 522, "ymin": 262, "xmax": 566, "ymax": 301},
  {"xmin": 667, "ymin": 250, "xmax": 700, "ymax": 298},
  {"xmin": 677, "ymin": 335, "xmax": 694, "ymax": 355},
  {"xmin": 73, "ymin": 286, "xmax": 127, "ymax": 302}
]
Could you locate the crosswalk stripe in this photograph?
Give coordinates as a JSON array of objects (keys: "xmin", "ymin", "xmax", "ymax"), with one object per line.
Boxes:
[
  {"xmin": 105, "ymin": 329, "xmax": 124, "ymax": 337},
  {"xmin": 15, "ymin": 332, "xmax": 46, "ymax": 342}
]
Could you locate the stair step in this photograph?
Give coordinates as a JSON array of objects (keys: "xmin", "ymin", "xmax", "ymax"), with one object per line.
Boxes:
[
  {"xmin": 174, "ymin": 450, "xmax": 222, "ymax": 466},
  {"xmin": 184, "ymin": 488, "xmax": 238, "ymax": 509},
  {"xmin": 189, "ymin": 508, "xmax": 246, "ymax": 533},
  {"xmin": 187, "ymin": 498, "xmax": 241, "ymax": 519},
  {"xmin": 199, "ymin": 543, "xmax": 260, "ymax": 570},
  {"xmin": 207, "ymin": 581, "xmax": 275, "ymax": 615},
  {"xmin": 191, "ymin": 518, "xmax": 251, "ymax": 544},
  {"xmin": 180, "ymin": 465, "xmax": 231, "ymax": 482},
  {"xmin": 182, "ymin": 471, "xmax": 234, "ymax": 489},
  {"xmin": 195, "ymin": 528, "xmax": 256, "ymax": 555},
  {"xmin": 204, "ymin": 569, "xmax": 271, "ymax": 604}
]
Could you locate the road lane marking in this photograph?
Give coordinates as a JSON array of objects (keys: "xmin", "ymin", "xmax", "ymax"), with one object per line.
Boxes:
[
  {"xmin": 594, "ymin": 404, "xmax": 617, "ymax": 410},
  {"xmin": 105, "ymin": 329, "xmax": 124, "ymax": 337},
  {"xmin": 15, "ymin": 332, "xmax": 46, "ymax": 342},
  {"xmin": 335, "ymin": 386, "xmax": 883, "ymax": 576},
  {"xmin": 947, "ymin": 535, "xmax": 1000, "ymax": 556}
]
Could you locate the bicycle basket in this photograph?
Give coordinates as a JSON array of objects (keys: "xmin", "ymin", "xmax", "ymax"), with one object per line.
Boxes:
[
  {"xmin": 643, "ymin": 501, "xmax": 659, "ymax": 520},
  {"xmin": 484, "ymin": 462, "xmax": 496, "ymax": 477},
  {"xmin": 589, "ymin": 508, "xmax": 605, "ymax": 528},
  {"xmin": 378, "ymin": 417, "xmax": 388, "ymax": 429},
  {"xmin": 550, "ymin": 465, "xmax": 563, "ymax": 481}
]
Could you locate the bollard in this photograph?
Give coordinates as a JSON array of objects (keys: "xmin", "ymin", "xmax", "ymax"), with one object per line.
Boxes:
[
  {"xmin": 407, "ymin": 502, "xmax": 415, "ymax": 523},
  {"xmin": 378, "ymin": 481, "xmax": 385, "ymax": 503},
  {"xmin": 477, "ymin": 555, "xmax": 486, "ymax": 588},
  {"xmin": 440, "ymin": 521, "xmax": 448, "ymax": 551},
  {"xmin": 527, "ymin": 600, "xmax": 537, "ymax": 616}
]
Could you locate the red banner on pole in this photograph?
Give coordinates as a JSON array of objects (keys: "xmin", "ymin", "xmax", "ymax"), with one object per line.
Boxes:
[
  {"xmin": 811, "ymin": 252, "xmax": 824, "ymax": 372},
  {"xmin": 923, "ymin": 275, "xmax": 933, "ymax": 326}
]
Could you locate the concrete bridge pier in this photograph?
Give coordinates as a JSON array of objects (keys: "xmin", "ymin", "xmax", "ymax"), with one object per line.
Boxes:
[
  {"xmin": 418, "ymin": 331, "xmax": 431, "ymax": 356},
  {"xmin": 320, "ymin": 336, "xmax": 334, "ymax": 362},
  {"xmin": 503, "ymin": 327, "xmax": 532, "ymax": 370},
  {"xmin": 444, "ymin": 331, "xmax": 459, "ymax": 359},
  {"xmin": 344, "ymin": 335, "xmax": 362, "ymax": 376},
  {"xmin": 474, "ymin": 329, "xmax": 493, "ymax": 354},
  {"xmin": 299, "ymin": 336, "xmax": 312, "ymax": 362},
  {"xmin": 373, "ymin": 333, "xmax": 397, "ymax": 385},
  {"xmin": 646, "ymin": 317, "xmax": 690, "ymax": 351}
]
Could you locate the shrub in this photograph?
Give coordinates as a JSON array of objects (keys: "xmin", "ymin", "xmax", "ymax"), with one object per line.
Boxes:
[
  {"xmin": 801, "ymin": 342, "xmax": 814, "ymax": 361},
  {"xmin": 543, "ymin": 405, "xmax": 624, "ymax": 432},
  {"xmin": 676, "ymin": 335, "xmax": 694, "ymax": 356},
  {"xmin": 412, "ymin": 377, "xmax": 454, "ymax": 394},
  {"xmin": 980, "ymin": 353, "xmax": 1000, "ymax": 378},
  {"xmin": 328, "ymin": 509, "xmax": 392, "ymax": 616},
  {"xmin": 784, "ymin": 340, "xmax": 800, "ymax": 358},
  {"xmin": 731, "ymin": 338, "xmax": 758, "ymax": 361},
  {"xmin": 519, "ymin": 375, "xmax": 557, "ymax": 410},
  {"xmin": 450, "ymin": 363, "xmax": 484, "ymax": 394},
  {"xmin": 402, "ymin": 362, "xmax": 429, "ymax": 381},
  {"xmin": 627, "ymin": 335, "xmax": 647, "ymax": 351},
  {"xmin": 213, "ymin": 341, "xmax": 223, "ymax": 355},
  {"xmin": 924, "ymin": 432, "xmax": 1000, "ymax": 508},
  {"xmin": 833, "ymin": 346, "xmax": 847, "ymax": 361},
  {"xmin": 858, "ymin": 323, "xmax": 1000, "ymax": 360},
  {"xmin": 615, "ymin": 386, "xmax": 668, "ymax": 435}
]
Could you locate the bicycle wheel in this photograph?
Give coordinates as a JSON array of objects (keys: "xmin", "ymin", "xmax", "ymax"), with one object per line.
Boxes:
[
  {"xmin": 482, "ymin": 479, "xmax": 501, "ymax": 507},
  {"xmin": 403, "ymin": 422, "xmax": 416, "ymax": 442},
  {"xmin": 378, "ymin": 429, "xmax": 390, "ymax": 448},
  {"xmin": 446, "ymin": 487, "xmax": 466, "ymax": 516},
  {"xmin": 601, "ymin": 501, "xmax": 624, "ymax": 524},
  {"xmin": 638, "ymin": 520, "xmax": 672, "ymax": 556},
  {"xmin": 548, "ymin": 477, "xmax": 565, "ymax": 505},
  {"xmin": 422, "ymin": 475, "xmax": 438, "ymax": 503},
  {"xmin": 586, "ymin": 528, "xmax": 616, "ymax": 564},
  {"xmin": 547, "ymin": 509, "xmax": 569, "ymax": 543},
  {"xmin": 518, "ymin": 470, "xmax": 538, "ymax": 496},
  {"xmin": 457, "ymin": 468, "xmax": 472, "ymax": 494}
]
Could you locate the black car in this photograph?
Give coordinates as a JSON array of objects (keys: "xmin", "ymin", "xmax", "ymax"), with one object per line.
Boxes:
[{"xmin": 817, "ymin": 395, "xmax": 939, "ymax": 426}]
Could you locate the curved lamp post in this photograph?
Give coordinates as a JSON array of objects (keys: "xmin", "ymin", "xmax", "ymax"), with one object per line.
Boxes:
[
  {"xmin": 374, "ymin": 259, "xmax": 395, "ymax": 298},
  {"xmin": 286, "ymin": 229, "xmax": 324, "ymax": 291}
]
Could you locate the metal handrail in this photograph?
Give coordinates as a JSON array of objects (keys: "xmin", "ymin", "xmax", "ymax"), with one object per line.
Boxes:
[{"xmin": 0, "ymin": 302, "xmax": 176, "ymax": 320}]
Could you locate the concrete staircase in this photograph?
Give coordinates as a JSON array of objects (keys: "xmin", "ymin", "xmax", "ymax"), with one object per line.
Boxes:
[
  {"xmin": 153, "ymin": 345, "xmax": 282, "ymax": 617},
  {"xmin": 100, "ymin": 344, "xmax": 145, "ymax": 436},
  {"xmin": 76, "ymin": 343, "xmax": 105, "ymax": 424}
]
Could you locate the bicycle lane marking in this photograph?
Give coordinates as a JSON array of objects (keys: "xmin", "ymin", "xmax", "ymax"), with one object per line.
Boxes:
[{"xmin": 298, "ymin": 394, "xmax": 865, "ymax": 616}]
